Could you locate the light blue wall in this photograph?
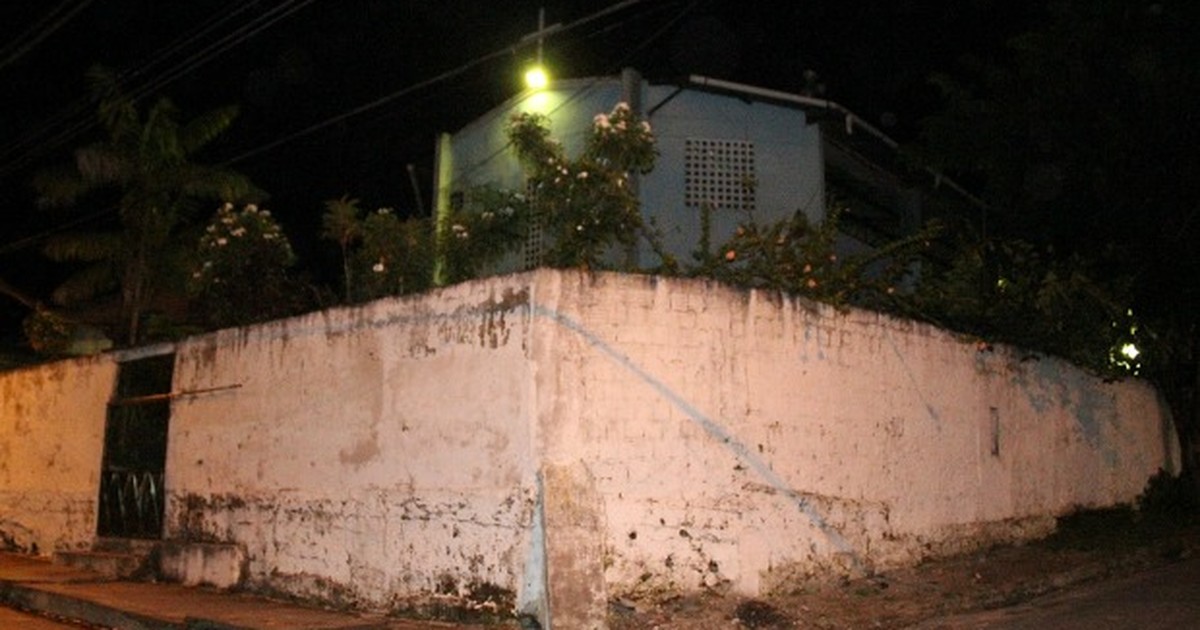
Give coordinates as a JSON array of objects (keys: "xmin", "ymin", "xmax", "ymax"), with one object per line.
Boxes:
[
  {"xmin": 445, "ymin": 77, "xmax": 825, "ymax": 270},
  {"xmin": 639, "ymin": 85, "xmax": 823, "ymax": 266}
]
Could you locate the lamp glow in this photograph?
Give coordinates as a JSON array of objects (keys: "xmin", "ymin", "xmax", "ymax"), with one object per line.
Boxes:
[{"xmin": 524, "ymin": 66, "xmax": 549, "ymax": 90}]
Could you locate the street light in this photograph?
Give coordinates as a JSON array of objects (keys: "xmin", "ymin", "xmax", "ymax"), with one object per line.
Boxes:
[{"xmin": 524, "ymin": 64, "xmax": 549, "ymax": 90}]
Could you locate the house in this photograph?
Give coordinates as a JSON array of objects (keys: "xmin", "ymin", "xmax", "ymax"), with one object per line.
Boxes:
[{"xmin": 433, "ymin": 69, "xmax": 983, "ymax": 273}]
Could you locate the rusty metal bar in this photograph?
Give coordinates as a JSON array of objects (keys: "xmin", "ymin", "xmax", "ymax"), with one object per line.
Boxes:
[{"xmin": 108, "ymin": 383, "xmax": 242, "ymax": 407}]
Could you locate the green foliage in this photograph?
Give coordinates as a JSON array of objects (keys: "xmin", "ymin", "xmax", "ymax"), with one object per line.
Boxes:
[
  {"xmin": 355, "ymin": 208, "xmax": 433, "ymax": 301},
  {"xmin": 708, "ymin": 202, "xmax": 940, "ymax": 311},
  {"xmin": 505, "ymin": 102, "xmax": 656, "ymax": 268},
  {"xmin": 189, "ymin": 203, "xmax": 299, "ymax": 328},
  {"xmin": 440, "ymin": 187, "xmax": 528, "ymax": 284},
  {"xmin": 21, "ymin": 309, "xmax": 75, "ymax": 355},
  {"xmin": 1138, "ymin": 469, "xmax": 1199, "ymax": 522},
  {"xmin": 902, "ymin": 237, "xmax": 1135, "ymax": 376},
  {"xmin": 321, "ymin": 195, "xmax": 365, "ymax": 301},
  {"xmin": 32, "ymin": 65, "xmax": 262, "ymax": 345}
]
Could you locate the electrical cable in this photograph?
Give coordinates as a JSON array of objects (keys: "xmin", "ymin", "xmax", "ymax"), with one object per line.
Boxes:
[
  {"xmin": 0, "ymin": 0, "xmax": 95, "ymax": 73},
  {"xmin": 0, "ymin": 1, "xmax": 312, "ymax": 179},
  {"xmin": 223, "ymin": 0, "xmax": 650, "ymax": 166}
]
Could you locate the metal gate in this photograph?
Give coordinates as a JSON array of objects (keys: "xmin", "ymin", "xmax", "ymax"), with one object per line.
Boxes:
[{"xmin": 97, "ymin": 353, "xmax": 174, "ymax": 539}]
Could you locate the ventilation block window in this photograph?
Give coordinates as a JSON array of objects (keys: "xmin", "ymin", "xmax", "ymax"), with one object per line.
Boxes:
[{"xmin": 684, "ymin": 138, "xmax": 757, "ymax": 212}]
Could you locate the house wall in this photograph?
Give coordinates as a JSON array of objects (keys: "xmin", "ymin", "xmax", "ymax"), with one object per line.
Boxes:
[
  {"xmin": 530, "ymin": 271, "xmax": 1177, "ymax": 597},
  {"xmin": 0, "ymin": 270, "xmax": 1178, "ymax": 619},
  {"xmin": 639, "ymin": 85, "xmax": 824, "ymax": 265},
  {"xmin": 0, "ymin": 357, "xmax": 113, "ymax": 553},
  {"xmin": 444, "ymin": 79, "xmax": 824, "ymax": 271},
  {"xmin": 165, "ymin": 276, "xmax": 540, "ymax": 610}
]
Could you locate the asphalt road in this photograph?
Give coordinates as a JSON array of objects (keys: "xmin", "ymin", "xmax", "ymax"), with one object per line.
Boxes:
[{"xmin": 915, "ymin": 556, "xmax": 1200, "ymax": 629}]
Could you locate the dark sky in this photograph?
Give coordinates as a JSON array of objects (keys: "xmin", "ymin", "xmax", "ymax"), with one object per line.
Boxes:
[{"xmin": 0, "ymin": 0, "xmax": 1036, "ymax": 344}]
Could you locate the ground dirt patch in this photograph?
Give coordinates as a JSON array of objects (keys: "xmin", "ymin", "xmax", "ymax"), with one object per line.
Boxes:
[{"xmin": 606, "ymin": 508, "xmax": 1200, "ymax": 629}]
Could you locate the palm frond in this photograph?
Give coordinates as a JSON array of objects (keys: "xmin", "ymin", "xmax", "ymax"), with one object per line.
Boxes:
[
  {"xmin": 75, "ymin": 145, "xmax": 131, "ymax": 185},
  {"xmin": 43, "ymin": 232, "xmax": 125, "ymax": 262},
  {"xmin": 180, "ymin": 105, "xmax": 239, "ymax": 154},
  {"xmin": 179, "ymin": 164, "xmax": 264, "ymax": 202},
  {"xmin": 141, "ymin": 98, "xmax": 184, "ymax": 163},
  {"xmin": 86, "ymin": 65, "xmax": 138, "ymax": 139},
  {"xmin": 50, "ymin": 263, "xmax": 117, "ymax": 306},
  {"xmin": 32, "ymin": 164, "xmax": 94, "ymax": 208}
]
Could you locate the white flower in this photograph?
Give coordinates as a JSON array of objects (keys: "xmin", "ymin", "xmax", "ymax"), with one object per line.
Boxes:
[
  {"xmin": 613, "ymin": 102, "xmax": 630, "ymax": 113},
  {"xmin": 203, "ymin": 261, "xmax": 213, "ymax": 268},
  {"xmin": 206, "ymin": 225, "xmax": 216, "ymax": 233},
  {"xmin": 377, "ymin": 207, "xmax": 392, "ymax": 215},
  {"xmin": 372, "ymin": 261, "xmax": 385, "ymax": 273},
  {"xmin": 221, "ymin": 202, "xmax": 234, "ymax": 212},
  {"xmin": 451, "ymin": 223, "xmax": 469, "ymax": 239},
  {"xmin": 577, "ymin": 171, "xmax": 588, "ymax": 179},
  {"xmin": 246, "ymin": 204, "xmax": 259, "ymax": 213},
  {"xmin": 263, "ymin": 233, "xmax": 277, "ymax": 240},
  {"xmin": 640, "ymin": 121, "xmax": 652, "ymax": 133},
  {"xmin": 216, "ymin": 237, "xmax": 228, "ymax": 246},
  {"xmin": 482, "ymin": 211, "xmax": 495, "ymax": 220},
  {"xmin": 231, "ymin": 227, "xmax": 247, "ymax": 237},
  {"xmin": 593, "ymin": 113, "xmax": 611, "ymax": 129}
]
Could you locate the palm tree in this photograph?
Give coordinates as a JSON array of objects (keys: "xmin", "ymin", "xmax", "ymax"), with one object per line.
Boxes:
[
  {"xmin": 33, "ymin": 66, "xmax": 262, "ymax": 345},
  {"xmin": 321, "ymin": 195, "xmax": 363, "ymax": 302}
]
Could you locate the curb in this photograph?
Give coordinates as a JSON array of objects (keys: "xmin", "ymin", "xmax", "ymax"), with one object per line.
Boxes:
[{"xmin": 0, "ymin": 578, "xmax": 175, "ymax": 629}]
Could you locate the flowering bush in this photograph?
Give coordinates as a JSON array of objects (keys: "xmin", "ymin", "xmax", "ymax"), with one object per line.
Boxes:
[
  {"xmin": 506, "ymin": 102, "xmax": 656, "ymax": 268},
  {"xmin": 709, "ymin": 202, "xmax": 939, "ymax": 310},
  {"xmin": 354, "ymin": 207, "xmax": 434, "ymax": 301},
  {"xmin": 438, "ymin": 186, "xmax": 529, "ymax": 284},
  {"xmin": 190, "ymin": 202, "xmax": 298, "ymax": 326}
]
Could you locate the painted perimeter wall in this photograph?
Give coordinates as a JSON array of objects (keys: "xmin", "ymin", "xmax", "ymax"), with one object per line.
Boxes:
[{"xmin": 0, "ymin": 270, "xmax": 1179, "ymax": 621}]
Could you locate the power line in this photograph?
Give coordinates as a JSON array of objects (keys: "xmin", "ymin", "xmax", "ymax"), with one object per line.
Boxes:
[
  {"xmin": 224, "ymin": 0, "xmax": 650, "ymax": 166},
  {"xmin": 0, "ymin": 1, "xmax": 313, "ymax": 179},
  {"xmin": 0, "ymin": 0, "xmax": 95, "ymax": 73}
]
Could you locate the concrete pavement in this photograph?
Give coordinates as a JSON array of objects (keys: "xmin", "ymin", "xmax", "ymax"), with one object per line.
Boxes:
[
  {"xmin": 0, "ymin": 552, "xmax": 486, "ymax": 630},
  {"xmin": 910, "ymin": 555, "xmax": 1200, "ymax": 629}
]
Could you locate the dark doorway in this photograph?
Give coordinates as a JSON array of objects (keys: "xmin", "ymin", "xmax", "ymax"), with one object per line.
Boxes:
[{"xmin": 97, "ymin": 353, "xmax": 174, "ymax": 539}]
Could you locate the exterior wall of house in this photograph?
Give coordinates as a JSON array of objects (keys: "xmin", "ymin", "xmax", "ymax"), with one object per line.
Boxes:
[
  {"xmin": 165, "ymin": 276, "xmax": 541, "ymax": 610},
  {"xmin": 0, "ymin": 356, "xmax": 113, "ymax": 553},
  {"xmin": 0, "ymin": 270, "xmax": 1178, "ymax": 620},
  {"xmin": 638, "ymin": 85, "xmax": 823, "ymax": 265},
  {"xmin": 443, "ymin": 78, "xmax": 823, "ymax": 271},
  {"xmin": 530, "ymin": 271, "xmax": 1177, "ymax": 597}
]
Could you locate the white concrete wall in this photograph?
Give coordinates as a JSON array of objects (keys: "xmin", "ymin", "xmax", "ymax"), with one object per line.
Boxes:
[
  {"xmin": 529, "ymin": 271, "xmax": 1177, "ymax": 597},
  {"xmin": 0, "ymin": 269, "xmax": 1178, "ymax": 619},
  {"xmin": 166, "ymin": 276, "xmax": 540, "ymax": 610},
  {"xmin": 0, "ymin": 357, "xmax": 113, "ymax": 553}
]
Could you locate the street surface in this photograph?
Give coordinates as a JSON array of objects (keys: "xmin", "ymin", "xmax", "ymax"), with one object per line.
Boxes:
[{"xmin": 913, "ymin": 556, "xmax": 1200, "ymax": 629}]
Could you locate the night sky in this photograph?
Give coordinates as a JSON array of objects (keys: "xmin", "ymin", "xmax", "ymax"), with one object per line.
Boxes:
[{"xmin": 0, "ymin": 0, "xmax": 1036, "ymax": 347}]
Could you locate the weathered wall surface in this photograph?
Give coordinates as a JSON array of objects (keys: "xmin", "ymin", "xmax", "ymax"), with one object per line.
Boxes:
[
  {"xmin": 0, "ymin": 269, "xmax": 1179, "ymax": 622},
  {"xmin": 166, "ymin": 276, "xmax": 539, "ymax": 611},
  {"xmin": 529, "ymin": 271, "xmax": 1177, "ymax": 598},
  {"xmin": 0, "ymin": 357, "xmax": 113, "ymax": 553}
]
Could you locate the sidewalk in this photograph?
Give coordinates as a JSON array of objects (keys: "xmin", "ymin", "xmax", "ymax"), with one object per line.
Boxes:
[{"xmin": 0, "ymin": 553, "xmax": 484, "ymax": 630}]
